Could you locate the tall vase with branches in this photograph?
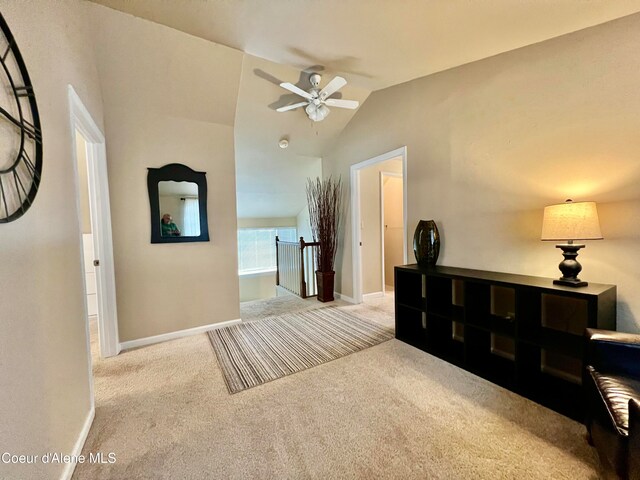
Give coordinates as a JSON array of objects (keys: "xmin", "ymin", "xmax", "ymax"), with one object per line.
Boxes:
[{"xmin": 306, "ymin": 176, "xmax": 342, "ymax": 302}]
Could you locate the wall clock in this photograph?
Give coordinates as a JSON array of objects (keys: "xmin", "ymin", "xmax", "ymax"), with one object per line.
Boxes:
[{"xmin": 0, "ymin": 13, "xmax": 42, "ymax": 223}]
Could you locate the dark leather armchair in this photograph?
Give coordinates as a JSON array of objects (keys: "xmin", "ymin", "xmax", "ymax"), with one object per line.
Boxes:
[{"xmin": 584, "ymin": 328, "xmax": 640, "ymax": 479}]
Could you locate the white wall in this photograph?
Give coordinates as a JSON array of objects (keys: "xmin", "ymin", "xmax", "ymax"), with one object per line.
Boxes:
[
  {"xmin": 239, "ymin": 272, "xmax": 277, "ymax": 302},
  {"xmin": 89, "ymin": 4, "xmax": 244, "ymax": 342},
  {"xmin": 82, "ymin": 233, "xmax": 98, "ymax": 317},
  {"xmin": 237, "ymin": 217, "xmax": 297, "ymax": 228},
  {"xmin": 0, "ymin": 1, "xmax": 104, "ymax": 478},
  {"xmin": 325, "ymin": 13, "xmax": 640, "ymax": 333},
  {"xmin": 296, "ymin": 207, "xmax": 313, "ymax": 242}
]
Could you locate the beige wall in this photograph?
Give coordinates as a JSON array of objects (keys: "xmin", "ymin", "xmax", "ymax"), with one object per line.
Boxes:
[
  {"xmin": 0, "ymin": 1, "xmax": 105, "ymax": 478},
  {"xmin": 325, "ymin": 13, "xmax": 640, "ymax": 333},
  {"xmin": 384, "ymin": 175, "xmax": 404, "ymax": 288},
  {"xmin": 359, "ymin": 158, "xmax": 403, "ymax": 294},
  {"xmin": 76, "ymin": 133, "xmax": 92, "ymax": 234},
  {"xmin": 89, "ymin": 4, "xmax": 244, "ymax": 341}
]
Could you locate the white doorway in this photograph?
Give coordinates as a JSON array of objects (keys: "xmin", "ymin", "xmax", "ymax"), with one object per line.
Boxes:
[
  {"xmin": 350, "ymin": 147, "xmax": 407, "ymax": 304},
  {"xmin": 69, "ymin": 85, "xmax": 120, "ymax": 359},
  {"xmin": 76, "ymin": 132, "xmax": 99, "ymax": 350}
]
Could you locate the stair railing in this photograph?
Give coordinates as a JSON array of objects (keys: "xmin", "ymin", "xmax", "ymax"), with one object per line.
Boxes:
[{"xmin": 276, "ymin": 236, "xmax": 319, "ymax": 298}]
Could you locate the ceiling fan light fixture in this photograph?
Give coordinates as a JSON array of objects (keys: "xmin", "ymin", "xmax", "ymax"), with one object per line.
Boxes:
[
  {"xmin": 306, "ymin": 103, "xmax": 330, "ymax": 122},
  {"xmin": 317, "ymin": 104, "xmax": 330, "ymax": 120},
  {"xmin": 278, "ymin": 73, "xmax": 353, "ymax": 122}
]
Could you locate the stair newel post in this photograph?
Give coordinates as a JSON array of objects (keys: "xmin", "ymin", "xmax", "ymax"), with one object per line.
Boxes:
[
  {"xmin": 300, "ymin": 237, "xmax": 307, "ymax": 298},
  {"xmin": 275, "ymin": 235, "xmax": 280, "ymax": 286}
]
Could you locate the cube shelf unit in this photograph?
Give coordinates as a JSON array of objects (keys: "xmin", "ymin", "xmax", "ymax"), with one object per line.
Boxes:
[{"xmin": 395, "ymin": 264, "xmax": 616, "ymax": 420}]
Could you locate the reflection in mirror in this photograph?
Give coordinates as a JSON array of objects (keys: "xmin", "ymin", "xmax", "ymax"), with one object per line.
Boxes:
[{"xmin": 158, "ymin": 181, "xmax": 201, "ymax": 237}]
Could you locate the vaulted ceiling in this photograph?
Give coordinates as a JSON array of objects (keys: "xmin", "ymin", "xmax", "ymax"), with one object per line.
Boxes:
[{"xmin": 89, "ymin": 0, "xmax": 640, "ymax": 218}]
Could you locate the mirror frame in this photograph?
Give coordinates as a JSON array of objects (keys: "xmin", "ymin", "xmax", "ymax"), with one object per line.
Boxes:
[{"xmin": 147, "ymin": 163, "xmax": 210, "ymax": 244}]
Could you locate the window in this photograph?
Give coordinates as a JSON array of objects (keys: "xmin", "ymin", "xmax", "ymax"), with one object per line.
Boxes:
[
  {"xmin": 238, "ymin": 227, "xmax": 297, "ymax": 274},
  {"xmin": 181, "ymin": 197, "xmax": 201, "ymax": 236}
]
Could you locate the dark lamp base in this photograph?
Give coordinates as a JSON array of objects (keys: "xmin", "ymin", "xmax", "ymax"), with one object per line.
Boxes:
[
  {"xmin": 554, "ymin": 243, "xmax": 588, "ymax": 288},
  {"xmin": 553, "ymin": 278, "xmax": 588, "ymax": 287}
]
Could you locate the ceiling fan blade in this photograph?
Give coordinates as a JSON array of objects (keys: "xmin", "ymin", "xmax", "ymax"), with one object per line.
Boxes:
[
  {"xmin": 279, "ymin": 82, "xmax": 313, "ymax": 100},
  {"xmin": 276, "ymin": 102, "xmax": 308, "ymax": 112},
  {"xmin": 319, "ymin": 76, "xmax": 347, "ymax": 100},
  {"xmin": 324, "ymin": 98, "xmax": 359, "ymax": 109}
]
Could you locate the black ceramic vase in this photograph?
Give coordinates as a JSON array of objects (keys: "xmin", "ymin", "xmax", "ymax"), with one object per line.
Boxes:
[{"xmin": 413, "ymin": 220, "xmax": 440, "ymax": 267}]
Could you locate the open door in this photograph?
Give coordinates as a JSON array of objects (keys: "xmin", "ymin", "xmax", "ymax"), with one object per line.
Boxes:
[{"xmin": 69, "ymin": 85, "xmax": 120, "ymax": 358}]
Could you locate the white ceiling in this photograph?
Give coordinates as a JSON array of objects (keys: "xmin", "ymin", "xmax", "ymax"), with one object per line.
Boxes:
[
  {"xmin": 89, "ymin": 0, "xmax": 640, "ymax": 91},
  {"xmin": 89, "ymin": 0, "xmax": 640, "ymax": 218}
]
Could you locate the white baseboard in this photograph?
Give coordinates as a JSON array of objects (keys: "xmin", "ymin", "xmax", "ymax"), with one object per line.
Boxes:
[
  {"xmin": 60, "ymin": 407, "xmax": 95, "ymax": 480},
  {"xmin": 363, "ymin": 291, "xmax": 384, "ymax": 300},
  {"xmin": 334, "ymin": 292, "xmax": 356, "ymax": 304},
  {"xmin": 120, "ymin": 318, "xmax": 242, "ymax": 351}
]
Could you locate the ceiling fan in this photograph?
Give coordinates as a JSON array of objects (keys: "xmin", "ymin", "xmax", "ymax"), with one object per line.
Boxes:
[{"xmin": 276, "ymin": 73, "xmax": 359, "ymax": 122}]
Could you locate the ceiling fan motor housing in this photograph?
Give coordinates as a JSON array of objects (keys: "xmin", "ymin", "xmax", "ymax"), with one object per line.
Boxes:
[{"xmin": 309, "ymin": 73, "xmax": 322, "ymax": 88}]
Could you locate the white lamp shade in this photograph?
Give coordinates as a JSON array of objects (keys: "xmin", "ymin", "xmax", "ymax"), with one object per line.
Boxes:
[{"xmin": 541, "ymin": 201, "xmax": 603, "ymax": 241}]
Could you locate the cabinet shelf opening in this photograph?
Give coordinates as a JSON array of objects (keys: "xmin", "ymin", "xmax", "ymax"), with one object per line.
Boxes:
[
  {"xmin": 541, "ymin": 294, "xmax": 588, "ymax": 336},
  {"xmin": 491, "ymin": 333, "xmax": 515, "ymax": 361},
  {"xmin": 491, "ymin": 286, "xmax": 515, "ymax": 320},
  {"xmin": 541, "ymin": 349, "xmax": 582, "ymax": 384},
  {"xmin": 452, "ymin": 321, "xmax": 464, "ymax": 342}
]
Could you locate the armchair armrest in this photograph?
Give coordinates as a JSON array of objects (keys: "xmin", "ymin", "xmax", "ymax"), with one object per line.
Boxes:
[
  {"xmin": 585, "ymin": 328, "xmax": 640, "ymax": 378},
  {"xmin": 629, "ymin": 399, "xmax": 640, "ymax": 480}
]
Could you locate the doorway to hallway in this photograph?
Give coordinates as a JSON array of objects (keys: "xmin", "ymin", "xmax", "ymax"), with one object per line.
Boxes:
[{"xmin": 350, "ymin": 147, "xmax": 407, "ymax": 303}]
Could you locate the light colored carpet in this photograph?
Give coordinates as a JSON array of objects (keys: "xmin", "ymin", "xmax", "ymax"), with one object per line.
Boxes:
[
  {"xmin": 239, "ymin": 291, "xmax": 347, "ymax": 321},
  {"xmin": 75, "ymin": 294, "xmax": 601, "ymax": 479},
  {"xmin": 241, "ymin": 291, "xmax": 395, "ymax": 328},
  {"xmin": 210, "ymin": 307, "xmax": 394, "ymax": 393}
]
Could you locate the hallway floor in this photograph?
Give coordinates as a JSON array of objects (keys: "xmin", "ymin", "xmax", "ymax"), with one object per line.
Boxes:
[{"xmin": 76, "ymin": 293, "xmax": 599, "ymax": 479}]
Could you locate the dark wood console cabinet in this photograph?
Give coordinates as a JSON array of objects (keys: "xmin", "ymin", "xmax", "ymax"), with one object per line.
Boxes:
[{"xmin": 394, "ymin": 264, "xmax": 616, "ymax": 420}]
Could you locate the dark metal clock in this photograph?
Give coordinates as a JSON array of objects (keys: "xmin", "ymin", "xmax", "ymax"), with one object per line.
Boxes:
[{"xmin": 0, "ymin": 13, "xmax": 42, "ymax": 223}]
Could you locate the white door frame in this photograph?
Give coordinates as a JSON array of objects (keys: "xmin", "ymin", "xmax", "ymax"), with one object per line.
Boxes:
[
  {"xmin": 350, "ymin": 146, "xmax": 407, "ymax": 304},
  {"xmin": 68, "ymin": 85, "xmax": 120, "ymax": 358},
  {"xmin": 380, "ymin": 171, "xmax": 403, "ymax": 293}
]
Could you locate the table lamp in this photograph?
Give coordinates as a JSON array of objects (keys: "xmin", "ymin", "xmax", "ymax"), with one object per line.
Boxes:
[{"xmin": 541, "ymin": 199, "xmax": 602, "ymax": 287}]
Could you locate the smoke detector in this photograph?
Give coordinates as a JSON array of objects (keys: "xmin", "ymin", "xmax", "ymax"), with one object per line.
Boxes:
[{"xmin": 278, "ymin": 138, "xmax": 289, "ymax": 149}]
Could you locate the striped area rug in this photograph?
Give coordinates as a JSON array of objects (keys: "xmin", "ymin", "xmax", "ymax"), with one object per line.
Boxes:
[{"xmin": 208, "ymin": 307, "xmax": 394, "ymax": 394}]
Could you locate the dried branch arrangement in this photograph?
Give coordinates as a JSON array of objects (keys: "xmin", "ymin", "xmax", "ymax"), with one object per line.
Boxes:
[{"xmin": 306, "ymin": 176, "xmax": 342, "ymax": 272}]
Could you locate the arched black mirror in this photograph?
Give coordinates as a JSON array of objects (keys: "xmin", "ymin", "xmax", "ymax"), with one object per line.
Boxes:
[{"xmin": 147, "ymin": 164, "xmax": 210, "ymax": 243}]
